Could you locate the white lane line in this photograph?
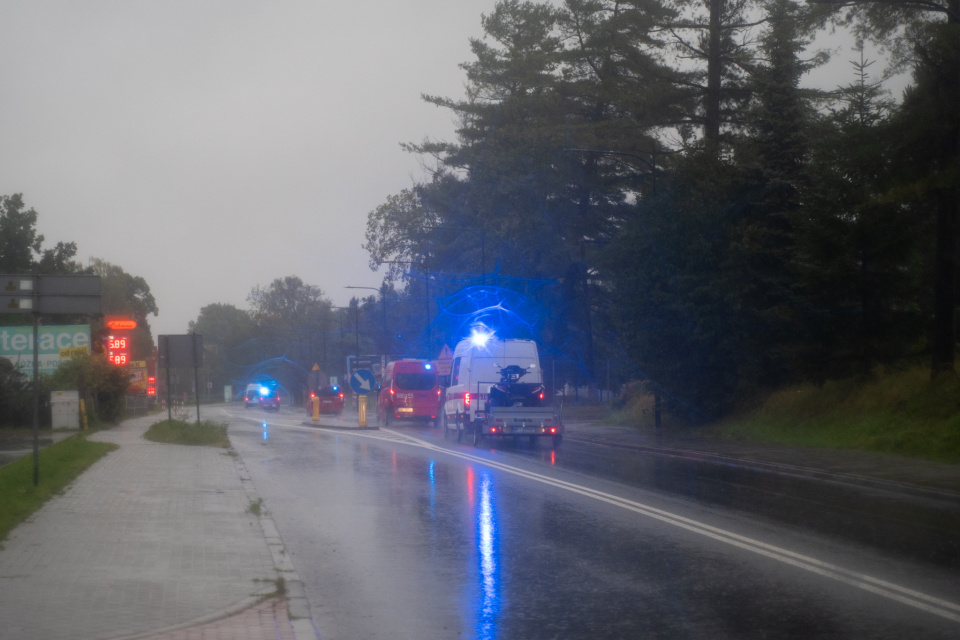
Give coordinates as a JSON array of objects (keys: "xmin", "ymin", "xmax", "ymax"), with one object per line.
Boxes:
[
  {"xmin": 233, "ymin": 418, "xmax": 960, "ymax": 623},
  {"xmin": 404, "ymin": 431, "xmax": 960, "ymax": 623}
]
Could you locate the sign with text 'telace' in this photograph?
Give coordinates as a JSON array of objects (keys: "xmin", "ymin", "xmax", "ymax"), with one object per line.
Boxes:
[{"xmin": 0, "ymin": 325, "xmax": 91, "ymax": 373}]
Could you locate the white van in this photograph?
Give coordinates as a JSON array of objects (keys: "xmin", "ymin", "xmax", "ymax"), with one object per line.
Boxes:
[
  {"xmin": 244, "ymin": 383, "xmax": 260, "ymax": 408},
  {"xmin": 442, "ymin": 336, "xmax": 543, "ymax": 426}
]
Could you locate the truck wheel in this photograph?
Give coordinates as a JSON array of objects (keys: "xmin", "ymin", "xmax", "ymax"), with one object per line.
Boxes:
[
  {"xmin": 441, "ymin": 411, "xmax": 449, "ymax": 439},
  {"xmin": 384, "ymin": 410, "xmax": 391, "ymax": 428},
  {"xmin": 552, "ymin": 433, "xmax": 563, "ymax": 449},
  {"xmin": 456, "ymin": 413, "xmax": 463, "ymax": 443}
]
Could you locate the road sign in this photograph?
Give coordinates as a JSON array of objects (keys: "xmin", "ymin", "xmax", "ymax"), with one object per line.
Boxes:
[
  {"xmin": 37, "ymin": 275, "xmax": 100, "ymax": 296},
  {"xmin": 1, "ymin": 274, "xmax": 35, "ymax": 312},
  {"xmin": 436, "ymin": 344, "xmax": 454, "ymax": 376},
  {"xmin": 37, "ymin": 295, "xmax": 101, "ymax": 314},
  {"xmin": 349, "ymin": 368, "xmax": 377, "ymax": 395},
  {"xmin": 0, "ymin": 274, "xmax": 101, "ymax": 315},
  {"xmin": 1, "ymin": 275, "xmax": 35, "ymax": 293},
  {"xmin": 158, "ymin": 334, "xmax": 203, "ymax": 368},
  {"xmin": 0, "ymin": 296, "xmax": 34, "ymax": 312}
]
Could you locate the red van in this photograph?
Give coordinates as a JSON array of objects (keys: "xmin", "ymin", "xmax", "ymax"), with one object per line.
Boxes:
[{"xmin": 377, "ymin": 359, "xmax": 442, "ymax": 426}]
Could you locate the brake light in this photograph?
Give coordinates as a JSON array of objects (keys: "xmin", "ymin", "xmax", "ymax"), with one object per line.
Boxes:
[
  {"xmin": 464, "ymin": 392, "xmax": 471, "ymax": 406},
  {"xmin": 389, "ymin": 388, "xmax": 395, "ymax": 395},
  {"xmin": 339, "ymin": 393, "xmax": 344, "ymax": 399},
  {"xmin": 539, "ymin": 392, "xmax": 544, "ymax": 400}
]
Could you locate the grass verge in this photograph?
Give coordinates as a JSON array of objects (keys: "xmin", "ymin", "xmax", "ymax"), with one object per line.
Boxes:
[
  {"xmin": 144, "ymin": 419, "xmax": 230, "ymax": 448},
  {"xmin": 561, "ymin": 404, "xmax": 615, "ymax": 422},
  {"xmin": 714, "ymin": 365, "xmax": 960, "ymax": 464},
  {"xmin": 0, "ymin": 435, "xmax": 117, "ymax": 542}
]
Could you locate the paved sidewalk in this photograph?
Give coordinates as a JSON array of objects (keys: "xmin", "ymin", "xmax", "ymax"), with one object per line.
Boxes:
[
  {"xmin": 0, "ymin": 415, "xmax": 315, "ymax": 640},
  {"xmin": 564, "ymin": 422, "xmax": 960, "ymax": 501}
]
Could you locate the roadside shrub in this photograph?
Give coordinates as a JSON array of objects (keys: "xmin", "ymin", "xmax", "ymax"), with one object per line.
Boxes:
[
  {"xmin": 0, "ymin": 359, "xmax": 32, "ymax": 427},
  {"xmin": 46, "ymin": 354, "xmax": 130, "ymax": 424}
]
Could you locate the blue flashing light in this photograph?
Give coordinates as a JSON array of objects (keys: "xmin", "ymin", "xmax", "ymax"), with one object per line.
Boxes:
[
  {"xmin": 259, "ymin": 386, "xmax": 270, "ymax": 396},
  {"xmin": 425, "ymin": 363, "xmax": 432, "ymax": 370},
  {"xmin": 470, "ymin": 328, "xmax": 494, "ymax": 348},
  {"xmin": 332, "ymin": 385, "xmax": 339, "ymax": 392}
]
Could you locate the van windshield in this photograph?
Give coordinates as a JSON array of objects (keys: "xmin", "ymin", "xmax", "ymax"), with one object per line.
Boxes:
[{"xmin": 394, "ymin": 373, "xmax": 436, "ymax": 391}]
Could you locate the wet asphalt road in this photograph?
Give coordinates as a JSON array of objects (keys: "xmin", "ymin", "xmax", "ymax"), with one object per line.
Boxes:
[{"xmin": 217, "ymin": 405, "xmax": 960, "ymax": 640}]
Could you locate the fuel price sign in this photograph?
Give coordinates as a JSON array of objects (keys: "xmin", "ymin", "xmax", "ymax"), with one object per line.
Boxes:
[{"xmin": 107, "ymin": 333, "xmax": 130, "ymax": 366}]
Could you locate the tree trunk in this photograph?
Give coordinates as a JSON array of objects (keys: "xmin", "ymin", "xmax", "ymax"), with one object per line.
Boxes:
[
  {"xmin": 704, "ymin": 0, "xmax": 723, "ymax": 157},
  {"xmin": 931, "ymin": 3, "xmax": 959, "ymax": 377},
  {"xmin": 931, "ymin": 194, "xmax": 956, "ymax": 376}
]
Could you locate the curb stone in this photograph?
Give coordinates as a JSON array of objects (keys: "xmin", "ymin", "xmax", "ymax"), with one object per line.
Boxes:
[{"xmin": 234, "ymin": 455, "xmax": 321, "ymax": 639}]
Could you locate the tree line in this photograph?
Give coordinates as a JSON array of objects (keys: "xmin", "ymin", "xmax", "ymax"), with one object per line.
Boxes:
[{"xmin": 363, "ymin": 0, "xmax": 960, "ymax": 420}]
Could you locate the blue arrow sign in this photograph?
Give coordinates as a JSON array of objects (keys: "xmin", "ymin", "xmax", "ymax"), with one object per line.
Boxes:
[{"xmin": 350, "ymin": 369, "xmax": 377, "ymax": 395}]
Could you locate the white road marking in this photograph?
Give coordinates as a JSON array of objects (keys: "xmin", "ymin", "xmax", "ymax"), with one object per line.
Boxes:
[
  {"xmin": 401, "ymin": 429, "xmax": 960, "ymax": 623},
  {"xmin": 225, "ymin": 410, "xmax": 960, "ymax": 623}
]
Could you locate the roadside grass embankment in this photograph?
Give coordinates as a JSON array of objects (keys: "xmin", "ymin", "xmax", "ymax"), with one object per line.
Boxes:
[
  {"xmin": 589, "ymin": 365, "xmax": 960, "ymax": 464},
  {"xmin": 714, "ymin": 366, "xmax": 960, "ymax": 464},
  {"xmin": 0, "ymin": 434, "xmax": 117, "ymax": 543},
  {"xmin": 143, "ymin": 419, "xmax": 231, "ymax": 448}
]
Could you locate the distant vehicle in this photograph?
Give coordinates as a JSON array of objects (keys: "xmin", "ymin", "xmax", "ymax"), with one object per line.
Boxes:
[
  {"xmin": 244, "ymin": 384, "xmax": 260, "ymax": 408},
  {"xmin": 376, "ymin": 359, "xmax": 441, "ymax": 426},
  {"xmin": 441, "ymin": 332, "xmax": 561, "ymax": 447},
  {"xmin": 306, "ymin": 385, "xmax": 345, "ymax": 415},
  {"xmin": 258, "ymin": 385, "xmax": 281, "ymax": 411}
]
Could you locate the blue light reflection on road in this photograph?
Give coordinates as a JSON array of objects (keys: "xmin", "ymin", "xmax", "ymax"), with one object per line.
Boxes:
[
  {"xmin": 428, "ymin": 459, "xmax": 436, "ymax": 513},
  {"xmin": 261, "ymin": 420, "xmax": 268, "ymax": 443},
  {"xmin": 475, "ymin": 470, "xmax": 501, "ymax": 640}
]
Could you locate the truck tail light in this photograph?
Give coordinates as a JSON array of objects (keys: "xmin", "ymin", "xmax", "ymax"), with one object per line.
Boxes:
[{"xmin": 464, "ymin": 392, "xmax": 471, "ymax": 406}]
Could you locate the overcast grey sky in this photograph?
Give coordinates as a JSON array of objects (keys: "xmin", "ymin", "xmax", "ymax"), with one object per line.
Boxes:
[
  {"xmin": 0, "ymin": 2, "xmax": 895, "ymax": 339},
  {"xmin": 0, "ymin": 1, "xmax": 498, "ymax": 337}
]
